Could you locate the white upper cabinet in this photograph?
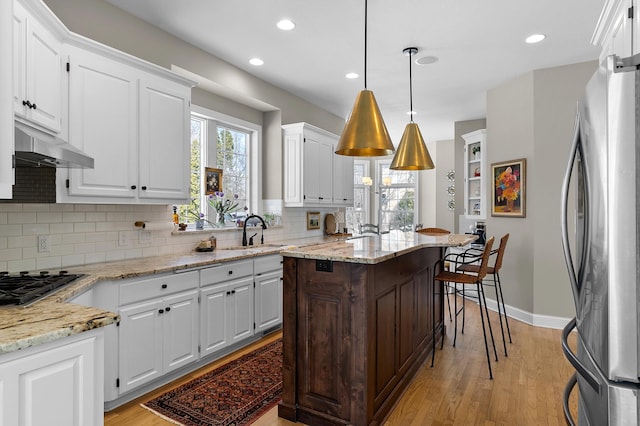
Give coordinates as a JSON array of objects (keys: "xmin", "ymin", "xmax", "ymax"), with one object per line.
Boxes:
[
  {"xmin": 58, "ymin": 37, "xmax": 194, "ymax": 204},
  {"xmin": 283, "ymin": 122, "xmax": 354, "ymax": 207},
  {"xmin": 462, "ymin": 129, "xmax": 486, "ymax": 219},
  {"xmin": 64, "ymin": 46, "xmax": 138, "ymax": 200},
  {"xmin": 138, "ymin": 75, "xmax": 191, "ymax": 201},
  {"xmin": 13, "ymin": 0, "xmax": 64, "ymax": 133},
  {"xmin": 1, "ymin": 0, "xmax": 13, "ymax": 199},
  {"xmin": 593, "ymin": 0, "xmax": 639, "ymax": 62}
]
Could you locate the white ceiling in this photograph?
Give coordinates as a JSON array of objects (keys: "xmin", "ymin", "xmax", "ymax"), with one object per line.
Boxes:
[{"xmin": 104, "ymin": 0, "xmax": 604, "ymax": 143}]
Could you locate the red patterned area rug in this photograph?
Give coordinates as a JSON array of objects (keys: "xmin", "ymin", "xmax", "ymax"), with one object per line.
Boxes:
[{"xmin": 141, "ymin": 339, "xmax": 282, "ymax": 426}]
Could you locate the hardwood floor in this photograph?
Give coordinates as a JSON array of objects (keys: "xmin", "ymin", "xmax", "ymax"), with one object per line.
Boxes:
[{"xmin": 105, "ymin": 297, "xmax": 578, "ymax": 425}]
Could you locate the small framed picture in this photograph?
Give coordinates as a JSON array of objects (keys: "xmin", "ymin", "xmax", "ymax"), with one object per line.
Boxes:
[
  {"xmin": 307, "ymin": 211, "xmax": 320, "ymax": 230},
  {"xmin": 205, "ymin": 167, "xmax": 222, "ymax": 195}
]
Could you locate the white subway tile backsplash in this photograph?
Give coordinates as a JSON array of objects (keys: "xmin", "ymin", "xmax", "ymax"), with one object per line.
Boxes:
[
  {"xmin": 62, "ymin": 254, "xmax": 85, "ymax": 268},
  {"xmin": 21, "ymin": 223, "xmax": 50, "ymax": 236},
  {"xmin": 37, "ymin": 212, "xmax": 63, "ymax": 223},
  {"xmin": 62, "ymin": 233, "xmax": 86, "ymax": 245},
  {"xmin": 62, "ymin": 212, "xmax": 85, "ymax": 223},
  {"xmin": 0, "ymin": 203, "xmax": 338, "ymax": 272},
  {"xmin": 74, "ymin": 222, "xmax": 96, "ymax": 233},
  {"xmin": 85, "ymin": 212, "xmax": 106, "ymax": 222},
  {"xmin": 7, "ymin": 236, "xmax": 35, "ymax": 248},
  {"xmin": 0, "ymin": 248, "xmax": 23, "ymax": 261},
  {"xmin": 8, "ymin": 212, "xmax": 36, "ymax": 224},
  {"xmin": 8, "ymin": 259, "xmax": 36, "ymax": 272},
  {"xmin": 36, "ymin": 256, "xmax": 62, "ymax": 271},
  {"xmin": 22, "ymin": 204, "xmax": 50, "ymax": 213}
]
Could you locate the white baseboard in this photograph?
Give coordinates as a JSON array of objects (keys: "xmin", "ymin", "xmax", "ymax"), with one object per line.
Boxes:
[{"xmin": 482, "ymin": 297, "xmax": 572, "ymax": 330}]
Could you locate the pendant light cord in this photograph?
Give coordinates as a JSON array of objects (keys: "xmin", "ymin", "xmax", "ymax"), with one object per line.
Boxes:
[
  {"xmin": 409, "ymin": 49, "xmax": 413, "ymax": 122},
  {"xmin": 364, "ymin": 0, "xmax": 368, "ymax": 89}
]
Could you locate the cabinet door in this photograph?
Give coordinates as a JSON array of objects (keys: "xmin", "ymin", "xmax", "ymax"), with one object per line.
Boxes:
[
  {"xmin": 13, "ymin": 1, "xmax": 63, "ymax": 133},
  {"xmin": 138, "ymin": 75, "xmax": 191, "ymax": 202},
  {"xmin": 0, "ymin": 331, "xmax": 103, "ymax": 426},
  {"xmin": 66, "ymin": 46, "xmax": 138, "ymax": 199},
  {"xmin": 333, "ymin": 149, "xmax": 354, "ymax": 206},
  {"xmin": 163, "ymin": 290, "xmax": 199, "ymax": 373},
  {"xmin": 118, "ymin": 298, "xmax": 164, "ymax": 394},
  {"xmin": 254, "ymin": 270, "xmax": 283, "ymax": 333},
  {"xmin": 227, "ymin": 276, "xmax": 255, "ymax": 344},
  {"xmin": 200, "ymin": 283, "xmax": 229, "ymax": 357},
  {"xmin": 303, "ymin": 137, "xmax": 321, "ymax": 204}
]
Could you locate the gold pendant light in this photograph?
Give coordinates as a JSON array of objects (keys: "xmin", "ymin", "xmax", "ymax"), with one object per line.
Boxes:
[
  {"xmin": 390, "ymin": 47, "xmax": 434, "ymax": 170},
  {"xmin": 335, "ymin": 0, "xmax": 395, "ymax": 157}
]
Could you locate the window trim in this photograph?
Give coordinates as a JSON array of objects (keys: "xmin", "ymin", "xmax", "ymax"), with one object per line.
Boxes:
[
  {"xmin": 191, "ymin": 105, "xmax": 262, "ymax": 217},
  {"xmin": 375, "ymin": 159, "xmax": 419, "ymax": 231}
]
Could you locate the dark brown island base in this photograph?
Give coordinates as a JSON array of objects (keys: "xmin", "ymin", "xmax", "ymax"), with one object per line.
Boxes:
[{"xmin": 278, "ymin": 232, "xmax": 476, "ymax": 426}]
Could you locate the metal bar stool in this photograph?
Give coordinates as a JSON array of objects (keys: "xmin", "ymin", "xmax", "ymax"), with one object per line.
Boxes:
[
  {"xmin": 457, "ymin": 233, "xmax": 512, "ymax": 356},
  {"xmin": 431, "ymin": 236, "xmax": 497, "ymax": 379}
]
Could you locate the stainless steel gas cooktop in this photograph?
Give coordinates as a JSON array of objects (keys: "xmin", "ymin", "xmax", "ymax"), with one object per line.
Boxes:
[{"xmin": 0, "ymin": 271, "xmax": 83, "ymax": 306}]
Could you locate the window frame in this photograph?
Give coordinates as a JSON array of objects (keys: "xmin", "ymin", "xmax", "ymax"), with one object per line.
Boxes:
[
  {"xmin": 375, "ymin": 159, "xmax": 419, "ymax": 232},
  {"xmin": 190, "ymin": 105, "xmax": 262, "ymax": 226}
]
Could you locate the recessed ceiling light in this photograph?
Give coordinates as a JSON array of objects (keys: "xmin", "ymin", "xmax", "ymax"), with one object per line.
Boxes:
[
  {"xmin": 416, "ymin": 56, "xmax": 438, "ymax": 65},
  {"xmin": 345, "ymin": 72, "xmax": 359, "ymax": 79},
  {"xmin": 277, "ymin": 19, "xmax": 295, "ymax": 31},
  {"xmin": 249, "ymin": 58, "xmax": 264, "ymax": 66},
  {"xmin": 525, "ymin": 34, "xmax": 546, "ymax": 44}
]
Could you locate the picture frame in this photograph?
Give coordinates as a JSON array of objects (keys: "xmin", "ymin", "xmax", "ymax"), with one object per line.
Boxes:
[
  {"xmin": 204, "ymin": 167, "xmax": 222, "ymax": 195},
  {"xmin": 491, "ymin": 158, "xmax": 526, "ymax": 218},
  {"xmin": 307, "ymin": 211, "xmax": 320, "ymax": 230}
]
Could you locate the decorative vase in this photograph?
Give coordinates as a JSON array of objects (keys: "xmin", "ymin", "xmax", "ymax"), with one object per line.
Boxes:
[
  {"xmin": 195, "ymin": 219, "xmax": 204, "ymax": 229},
  {"xmin": 505, "ymin": 199, "xmax": 514, "ymax": 212},
  {"xmin": 217, "ymin": 212, "xmax": 226, "ymax": 226}
]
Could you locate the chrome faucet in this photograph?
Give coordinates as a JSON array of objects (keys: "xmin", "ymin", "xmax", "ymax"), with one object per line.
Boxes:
[{"xmin": 242, "ymin": 214, "xmax": 267, "ymax": 246}]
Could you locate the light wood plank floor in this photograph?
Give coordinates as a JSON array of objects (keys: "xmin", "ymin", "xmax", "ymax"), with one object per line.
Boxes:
[{"xmin": 105, "ymin": 296, "xmax": 578, "ymax": 425}]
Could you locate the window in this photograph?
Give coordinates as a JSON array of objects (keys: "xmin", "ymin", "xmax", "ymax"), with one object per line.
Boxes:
[
  {"xmin": 377, "ymin": 160, "xmax": 417, "ymax": 232},
  {"xmin": 346, "ymin": 160, "xmax": 370, "ymax": 231},
  {"xmin": 179, "ymin": 106, "xmax": 260, "ymax": 227}
]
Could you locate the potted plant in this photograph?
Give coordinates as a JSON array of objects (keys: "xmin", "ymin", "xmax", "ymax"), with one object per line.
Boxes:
[{"xmin": 472, "ymin": 146, "xmax": 481, "ymax": 159}]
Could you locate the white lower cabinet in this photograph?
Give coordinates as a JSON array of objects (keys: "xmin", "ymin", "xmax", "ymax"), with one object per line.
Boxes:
[
  {"xmin": 69, "ymin": 256, "xmax": 283, "ymax": 408},
  {"xmin": 254, "ymin": 254, "xmax": 283, "ymax": 333},
  {"xmin": 200, "ymin": 259, "xmax": 255, "ymax": 357},
  {"xmin": 0, "ymin": 329, "xmax": 105, "ymax": 426},
  {"xmin": 117, "ymin": 271, "xmax": 199, "ymax": 394}
]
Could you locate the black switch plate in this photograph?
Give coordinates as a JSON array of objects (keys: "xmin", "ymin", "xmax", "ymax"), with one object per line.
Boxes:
[{"xmin": 316, "ymin": 259, "xmax": 333, "ymax": 272}]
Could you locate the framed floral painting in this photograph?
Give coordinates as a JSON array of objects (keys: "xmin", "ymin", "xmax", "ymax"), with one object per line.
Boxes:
[{"xmin": 491, "ymin": 158, "xmax": 526, "ymax": 218}]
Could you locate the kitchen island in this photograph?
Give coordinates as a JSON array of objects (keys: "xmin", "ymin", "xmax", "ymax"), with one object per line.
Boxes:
[{"xmin": 278, "ymin": 232, "xmax": 476, "ymax": 426}]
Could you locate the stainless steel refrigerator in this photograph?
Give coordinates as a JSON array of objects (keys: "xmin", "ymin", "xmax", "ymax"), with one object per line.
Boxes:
[{"xmin": 561, "ymin": 55, "xmax": 640, "ymax": 425}]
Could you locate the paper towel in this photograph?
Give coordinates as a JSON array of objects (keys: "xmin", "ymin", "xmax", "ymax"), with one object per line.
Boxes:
[{"xmin": 141, "ymin": 221, "xmax": 176, "ymax": 231}]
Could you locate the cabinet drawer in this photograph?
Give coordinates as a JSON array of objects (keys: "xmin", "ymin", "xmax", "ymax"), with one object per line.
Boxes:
[
  {"xmin": 119, "ymin": 271, "xmax": 198, "ymax": 305},
  {"xmin": 200, "ymin": 259, "xmax": 254, "ymax": 285},
  {"xmin": 254, "ymin": 255, "xmax": 283, "ymax": 275}
]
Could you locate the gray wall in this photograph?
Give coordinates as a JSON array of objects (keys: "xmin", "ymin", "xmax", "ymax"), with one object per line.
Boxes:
[
  {"xmin": 486, "ymin": 60, "xmax": 597, "ymax": 318},
  {"xmin": 43, "ymin": 0, "xmax": 346, "ymax": 200},
  {"xmin": 433, "ymin": 139, "xmax": 455, "ymax": 231}
]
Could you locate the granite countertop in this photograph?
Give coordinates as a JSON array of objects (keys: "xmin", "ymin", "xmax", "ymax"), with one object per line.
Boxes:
[
  {"xmin": 0, "ymin": 235, "xmax": 344, "ymax": 355},
  {"xmin": 0, "ymin": 233, "xmax": 474, "ymax": 355},
  {"xmin": 281, "ymin": 232, "xmax": 477, "ymax": 264}
]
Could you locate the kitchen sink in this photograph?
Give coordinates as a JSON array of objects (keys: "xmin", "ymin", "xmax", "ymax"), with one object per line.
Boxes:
[{"xmin": 219, "ymin": 243, "xmax": 287, "ymax": 250}]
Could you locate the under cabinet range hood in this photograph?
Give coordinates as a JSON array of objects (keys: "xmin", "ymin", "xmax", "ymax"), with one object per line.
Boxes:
[{"xmin": 14, "ymin": 122, "xmax": 94, "ymax": 168}]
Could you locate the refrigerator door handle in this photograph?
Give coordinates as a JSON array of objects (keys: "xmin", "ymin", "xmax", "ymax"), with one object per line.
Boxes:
[
  {"xmin": 561, "ymin": 112, "xmax": 583, "ymax": 313},
  {"xmin": 562, "ymin": 317, "xmax": 601, "ymax": 393}
]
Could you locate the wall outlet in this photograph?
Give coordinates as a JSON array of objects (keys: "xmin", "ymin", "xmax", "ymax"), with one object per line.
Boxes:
[
  {"xmin": 118, "ymin": 231, "xmax": 128, "ymax": 247},
  {"xmin": 37, "ymin": 235, "xmax": 49, "ymax": 253}
]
